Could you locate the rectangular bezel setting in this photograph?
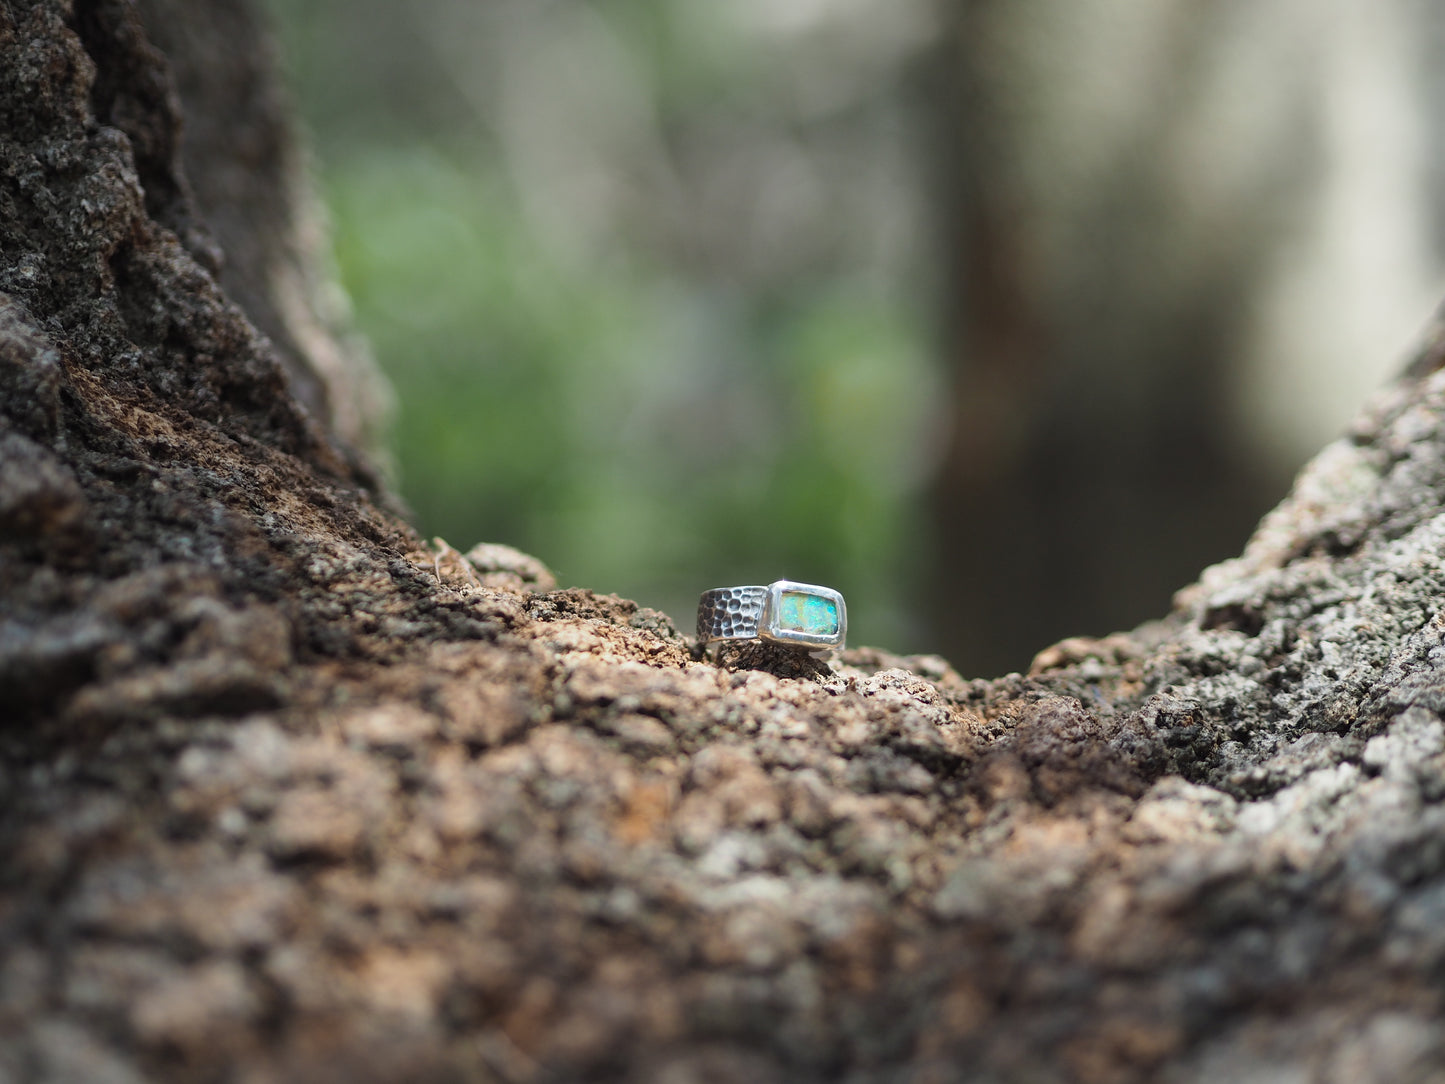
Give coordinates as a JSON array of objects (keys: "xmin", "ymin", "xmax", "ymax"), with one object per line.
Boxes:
[{"xmin": 760, "ymin": 580, "xmax": 846, "ymax": 649}]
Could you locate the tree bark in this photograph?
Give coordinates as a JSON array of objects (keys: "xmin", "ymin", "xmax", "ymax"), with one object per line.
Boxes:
[{"xmin": 5, "ymin": 3, "xmax": 1445, "ymax": 1082}]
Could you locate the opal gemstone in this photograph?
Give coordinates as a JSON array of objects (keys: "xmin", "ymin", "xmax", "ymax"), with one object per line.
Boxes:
[{"xmin": 778, "ymin": 590, "xmax": 839, "ymax": 637}]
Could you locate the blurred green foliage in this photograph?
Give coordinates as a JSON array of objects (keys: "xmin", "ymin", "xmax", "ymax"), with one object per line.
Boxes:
[{"xmin": 268, "ymin": 0, "xmax": 940, "ymax": 648}]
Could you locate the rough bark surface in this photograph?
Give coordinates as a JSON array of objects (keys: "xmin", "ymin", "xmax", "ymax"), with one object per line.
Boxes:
[{"xmin": 5, "ymin": 3, "xmax": 1445, "ymax": 1082}]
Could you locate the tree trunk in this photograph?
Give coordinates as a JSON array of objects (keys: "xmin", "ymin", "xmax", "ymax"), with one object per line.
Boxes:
[
  {"xmin": 5, "ymin": 3, "xmax": 1445, "ymax": 1082},
  {"xmin": 926, "ymin": 0, "xmax": 1443, "ymax": 676}
]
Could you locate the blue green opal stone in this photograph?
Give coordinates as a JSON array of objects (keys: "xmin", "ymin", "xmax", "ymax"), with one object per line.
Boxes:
[{"xmin": 778, "ymin": 591, "xmax": 839, "ymax": 637}]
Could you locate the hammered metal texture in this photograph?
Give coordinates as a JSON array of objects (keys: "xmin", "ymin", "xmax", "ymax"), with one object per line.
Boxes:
[{"xmin": 697, "ymin": 586, "xmax": 767, "ymax": 642}]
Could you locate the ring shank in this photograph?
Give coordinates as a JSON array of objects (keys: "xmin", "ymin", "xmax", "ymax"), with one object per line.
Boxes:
[{"xmin": 696, "ymin": 586, "xmax": 767, "ymax": 643}]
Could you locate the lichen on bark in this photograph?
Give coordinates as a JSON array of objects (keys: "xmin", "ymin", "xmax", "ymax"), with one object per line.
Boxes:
[{"xmin": 4, "ymin": 2, "xmax": 1445, "ymax": 1082}]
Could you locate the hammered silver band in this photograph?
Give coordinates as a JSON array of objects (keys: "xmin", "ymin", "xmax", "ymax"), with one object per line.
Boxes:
[
  {"xmin": 697, "ymin": 580, "xmax": 846, "ymax": 651},
  {"xmin": 696, "ymin": 586, "xmax": 769, "ymax": 643}
]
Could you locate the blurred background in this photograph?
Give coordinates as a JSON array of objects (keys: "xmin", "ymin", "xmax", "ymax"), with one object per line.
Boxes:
[{"xmin": 265, "ymin": 0, "xmax": 1445, "ymax": 674}]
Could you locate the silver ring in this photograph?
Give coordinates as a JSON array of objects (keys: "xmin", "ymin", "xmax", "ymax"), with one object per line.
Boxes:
[{"xmin": 697, "ymin": 579, "xmax": 846, "ymax": 651}]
